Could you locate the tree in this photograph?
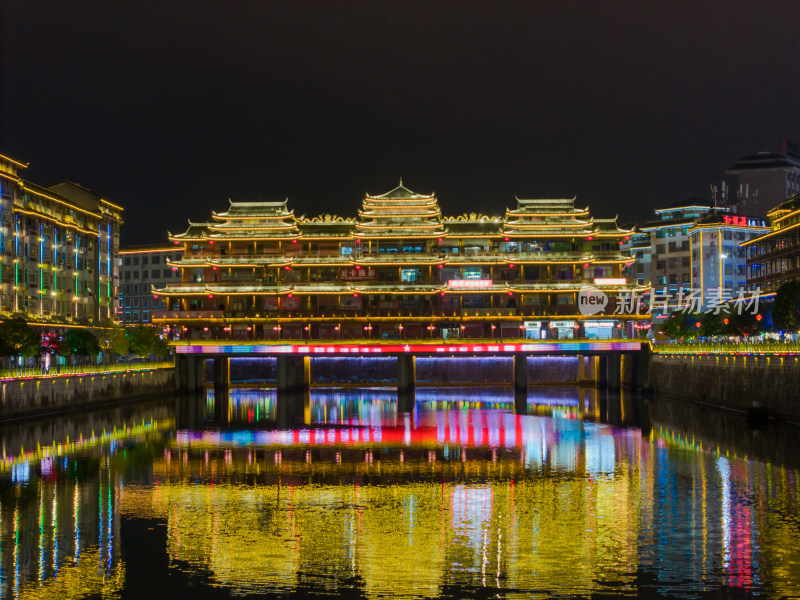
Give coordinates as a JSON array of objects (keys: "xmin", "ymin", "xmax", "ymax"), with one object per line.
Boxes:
[
  {"xmin": 0, "ymin": 315, "xmax": 42, "ymax": 359},
  {"xmin": 699, "ymin": 311, "xmax": 727, "ymax": 337},
  {"xmin": 93, "ymin": 322, "xmax": 129, "ymax": 362},
  {"xmin": 771, "ymin": 280, "xmax": 800, "ymax": 333},
  {"xmin": 126, "ymin": 325, "xmax": 168, "ymax": 358},
  {"xmin": 660, "ymin": 311, "xmax": 698, "ymax": 339},
  {"xmin": 65, "ymin": 329, "xmax": 100, "ymax": 359},
  {"xmin": 52, "ymin": 337, "xmax": 73, "ymax": 360},
  {"xmin": 724, "ymin": 310, "xmax": 762, "ymax": 338}
]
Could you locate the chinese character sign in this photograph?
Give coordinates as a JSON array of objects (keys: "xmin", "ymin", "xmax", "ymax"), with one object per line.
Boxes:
[{"xmin": 339, "ymin": 268, "xmax": 376, "ymax": 281}]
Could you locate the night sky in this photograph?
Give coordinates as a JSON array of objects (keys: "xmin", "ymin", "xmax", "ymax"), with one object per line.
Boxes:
[{"xmin": 2, "ymin": 1, "xmax": 799, "ymax": 245}]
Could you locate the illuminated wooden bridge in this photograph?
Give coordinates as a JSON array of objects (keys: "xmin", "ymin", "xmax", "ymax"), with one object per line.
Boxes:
[{"xmin": 171, "ymin": 339, "xmax": 651, "ymax": 408}]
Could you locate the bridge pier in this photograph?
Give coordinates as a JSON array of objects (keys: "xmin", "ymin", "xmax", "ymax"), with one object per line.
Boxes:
[
  {"xmin": 175, "ymin": 355, "xmax": 205, "ymax": 393},
  {"xmin": 397, "ymin": 355, "xmax": 416, "ymax": 394},
  {"xmin": 213, "ymin": 357, "xmax": 230, "ymax": 395},
  {"xmin": 277, "ymin": 390, "xmax": 311, "ymax": 428},
  {"xmin": 621, "ymin": 351, "xmax": 650, "ymax": 392},
  {"xmin": 576, "ymin": 354, "xmax": 586, "ymax": 384},
  {"xmin": 277, "ymin": 355, "xmax": 310, "ymax": 394},
  {"xmin": 595, "ymin": 355, "xmax": 607, "ymax": 388},
  {"xmin": 606, "ymin": 353, "xmax": 621, "ymax": 391},
  {"xmin": 513, "ymin": 354, "xmax": 528, "ymax": 414}
]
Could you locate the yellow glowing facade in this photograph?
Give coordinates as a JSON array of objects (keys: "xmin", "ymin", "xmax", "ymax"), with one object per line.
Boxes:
[
  {"xmin": 153, "ymin": 183, "xmax": 647, "ymax": 340},
  {"xmin": 0, "ymin": 153, "xmax": 123, "ymax": 323}
]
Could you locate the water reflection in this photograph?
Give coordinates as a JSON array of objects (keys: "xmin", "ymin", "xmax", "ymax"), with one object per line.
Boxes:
[{"xmin": 0, "ymin": 387, "xmax": 798, "ymax": 598}]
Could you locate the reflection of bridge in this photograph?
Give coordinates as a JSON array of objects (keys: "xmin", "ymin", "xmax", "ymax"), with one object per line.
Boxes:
[{"xmin": 173, "ymin": 340, "xmax": 651, "ymax": 403}]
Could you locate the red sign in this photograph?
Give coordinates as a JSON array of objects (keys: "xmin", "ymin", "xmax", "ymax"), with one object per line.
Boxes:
[
  {"xmin": 722, "ymin": 215, "xmax": 766, "ymax": 227},
  {"xmin": 339, "ymin": 267, "xmax": 376, "ymax": 281}
]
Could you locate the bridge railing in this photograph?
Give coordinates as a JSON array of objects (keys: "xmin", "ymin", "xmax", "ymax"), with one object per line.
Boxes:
[
  {"xmin": 0, "ymin": 361, "xmax": 175, "ymax": 380},
  {"xmin": 652, "ymin": 342, "xmax": 800, "ymax": 355}
]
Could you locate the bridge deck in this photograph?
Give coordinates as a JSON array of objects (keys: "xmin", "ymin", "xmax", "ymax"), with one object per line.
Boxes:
[{"xmin": 172, "ymin": 339, "xmax": 645, "ymax": 356}]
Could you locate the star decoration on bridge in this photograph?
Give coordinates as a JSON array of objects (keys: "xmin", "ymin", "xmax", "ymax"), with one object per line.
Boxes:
[{"xmin": 403, "ymin": 345, "xmax": 411, "ymax": 352}]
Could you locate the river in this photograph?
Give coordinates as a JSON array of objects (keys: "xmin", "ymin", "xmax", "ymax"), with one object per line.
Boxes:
[{"xmin": 1, "ymin": 386, "xmax": 799, "ymax": 598}]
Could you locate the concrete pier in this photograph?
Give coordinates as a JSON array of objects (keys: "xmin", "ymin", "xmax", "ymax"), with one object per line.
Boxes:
[
  {"xmin": 213, "ymin": 357, "xmax": 230, "ymax": 396},
  {"xmin": 397, "ymin": 355, "xmax": 416, "ymax": 394},
  {"xmin": 276, "ymin": 355, "xmax": 311, "ymax": 394}
]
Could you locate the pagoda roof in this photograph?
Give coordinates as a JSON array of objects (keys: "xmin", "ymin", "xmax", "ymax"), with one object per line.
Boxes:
[
  {"xmin": 170, "ymin": 221, "xmax": 214, "ymax": 239},
  {"xmin": 365, "ymin": 181, "xmax": 435, "ymax": 201},
  {"xmin": 212, "ymin": 199, "xmax": 293, "ymax": 219},
  {"xmin": 509, "ymin": 197, "xmax": 587, "ymax": 214},
  {"xmin": 592, "ymin": 218, "xmax": 630, "ymax": 233},
  {"xmin": 766, "ymin": 194, "xmax": 800, "ymax": 217}
]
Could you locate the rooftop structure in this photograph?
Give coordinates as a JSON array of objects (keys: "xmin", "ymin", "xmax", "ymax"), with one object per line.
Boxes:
[
  {"xmin": 153, "ymin": 183, "xmax": 647, "ymax": 341},
  {"xmin": 724, "ymin": 140, "xmax": 800, "ymax": 217}
]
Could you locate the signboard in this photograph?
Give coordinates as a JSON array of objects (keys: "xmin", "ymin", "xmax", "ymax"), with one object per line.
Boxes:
[
  {"xmin": 377, "ymin": 300, "xmax": 400, "ymax": 310},
  {"xmin": 340, "ymin": 295, "xmax": 362, "ymax": 310},
  {"xmin": 439, "ymin": 295, "xmax": 457, "ymax": 309},
  {"xmin": 583, "ymin": 320, "xmax": 615, "ymax": 328},
  {"xmin": 447, "ymin": 279, "xmax": 492, "ymax": 289},
  {"xmin": 593, "ymin": 278, "xmax": 627, "ymax": 286},
  {"xmin": 550, "ymin": 321, "xmax": 576, "ymax": 328},
  {"xmin": 701, "ymin": 230, "xmax": 720, "ymax": 290},
  {"xmin": 462, "ymin": 294, "xmax": 484, "ymax": 308},
  {"xmin": 339, "ymin": 267, "xmax": 375, "ymax": 281},
  {"xmin": 280, "ymin": 296, "xmax": 301, "ymax": 310},
  {"xmin": 722, "ymin": 214, "xmax": 767, "ymax": 227}
]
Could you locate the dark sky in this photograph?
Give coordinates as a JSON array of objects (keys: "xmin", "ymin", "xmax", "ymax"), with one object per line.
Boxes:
[{"xmin": 2, "ymin": 1, "xmax": 799, "ymax": 244}]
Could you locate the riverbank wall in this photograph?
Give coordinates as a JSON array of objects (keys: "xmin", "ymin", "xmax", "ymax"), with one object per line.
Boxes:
[
  {"xmin": 649, "ymin": 354, "xmax": 800, "ymax": 422},
  {"xmin": 0, "ymin": 367, "xmax": 175, "ymax": 420}
]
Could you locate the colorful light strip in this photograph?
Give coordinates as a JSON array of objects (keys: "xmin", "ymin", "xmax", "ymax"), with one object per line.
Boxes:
[{"xmin": 175, "ymin": 341, "xmax": 642, "ymax": 355}]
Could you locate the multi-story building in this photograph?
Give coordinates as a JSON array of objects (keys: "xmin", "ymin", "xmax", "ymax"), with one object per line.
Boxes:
[
  {"xmin": 118, "ymin": 245, "xmax": 184, "ymax": 323},
  {"xmin": 152, "ymin": 183, "xmax": 647, "ymax": 340},
  {"xmin": 621, "ymin": 231, "xmax": 652, "ymax": 288},
  {"xmin": 724, "ymin": 140, "xmax": 800, "ymax": 218},
  {"xmin": 688, "ymin": 213, "xmax": 769, "ymax": 306},
  {"xmin": 638, "ymin": 198, "xmax": 715, "ymax": 297},
  {"xmin": 0, "ymin": 153, "xmax": 123, "ymax": 323},
  {"xmin": 742, "ymin": 195, "xmax": 800, "ymax": 293}
]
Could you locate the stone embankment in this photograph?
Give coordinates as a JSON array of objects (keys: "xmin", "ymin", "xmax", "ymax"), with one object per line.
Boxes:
[
  {"xmin": 0, "ymin": 366, "xmax": 174, "ymax": 420},
  {"xmin": 649, "ymin": 353, "xmax": 800, "ymax": 422}
]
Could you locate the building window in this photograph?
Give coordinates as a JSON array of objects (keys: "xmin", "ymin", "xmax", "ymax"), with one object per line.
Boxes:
[{"xmin": 124, "ymin": 257, "xmax": 131, "ymax": 265}]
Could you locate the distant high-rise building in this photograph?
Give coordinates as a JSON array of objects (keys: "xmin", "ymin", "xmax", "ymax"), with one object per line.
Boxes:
[
  {"xmin": 118, "ymin": 245, "xmax": 183, "ymax": 323},
  {"xmin": 639, "ymin": 198, "xmax": 715, "ymax": 296},
  {"xmin": 724, "ymin": 139, "xmax": 800, "ymax": 218},
  {"xmin": 0, "ymin": 152, "xmax": 123, "ymax": 323}
]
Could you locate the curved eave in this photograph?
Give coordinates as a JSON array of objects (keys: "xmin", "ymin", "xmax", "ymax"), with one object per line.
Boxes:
[
  {"xmin": 153, "ymin": 280, "xmax": 642, "ymax": 298},
  {"xmin": 207, "ymin": 225, "xmax": 299, "ymax": 233},
  {"xmin": 355, "ymin": 232, "xmax": 446, "ymax": 239}
]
